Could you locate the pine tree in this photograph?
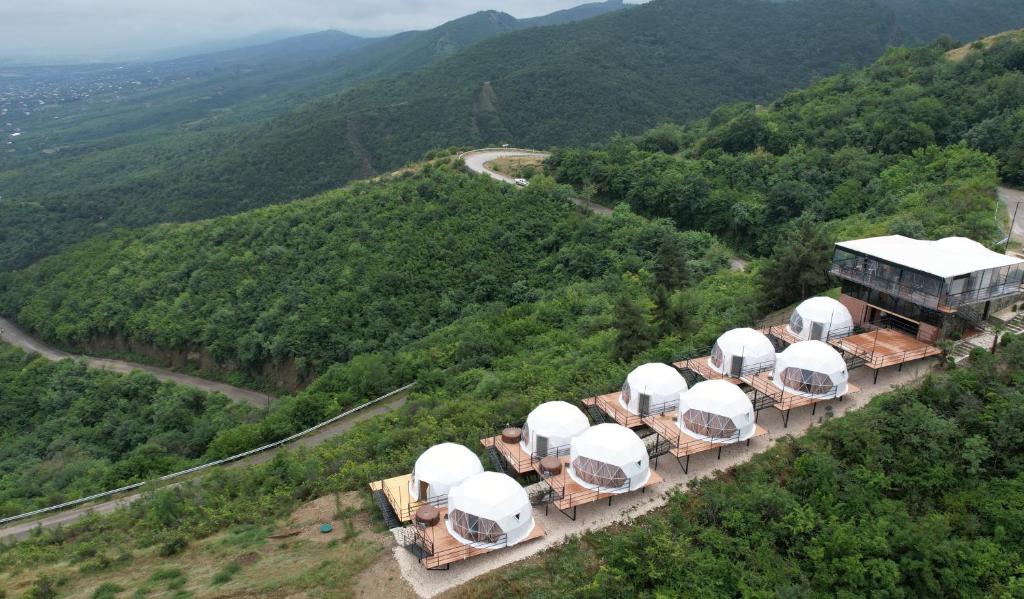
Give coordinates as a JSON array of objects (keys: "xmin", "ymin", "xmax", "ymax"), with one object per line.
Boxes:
[
  {"xmin": 653, "ymin": 234, "xmax": 687, "ymax": 291},
  {"xmin": 613, "ymin": 292, "xmax": 654, "ymax": 361}
]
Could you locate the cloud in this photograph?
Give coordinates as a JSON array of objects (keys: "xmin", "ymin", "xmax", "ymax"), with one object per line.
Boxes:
[{"xmin": 0, "ymin": 0, "xmax": 605, "ymax": 58}]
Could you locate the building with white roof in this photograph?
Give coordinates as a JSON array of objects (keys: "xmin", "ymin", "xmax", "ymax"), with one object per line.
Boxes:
[{"xmin": 831, "ymin": 235, "xmax": 1024, "ymax": 342}]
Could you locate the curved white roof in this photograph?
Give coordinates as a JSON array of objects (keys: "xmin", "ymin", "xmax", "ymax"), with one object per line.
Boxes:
[
  {"xmin": 410, "ymin": 443, "xmax": 483, "ymax": 501},
  {"xmin": 678, "ymin": 380, "xmax": 756, "ymax": 442},
  {"xmin": 710, "ymin": 328, "xmax": 776, "ymax": 374},
  {"xmin": 446, "ymin": 472, "xmax": 534, "ymax": 545},
  {"xmin": 773, "ymin": 341, "xmax": 849, "ymax": 397},
  {"xmin": 523, "ymin": 401, "xmax": 590, "ymax": 454},
  {"xmin": 621, "ymin": 363, "xmax": 687, "ymax": 414},
  {"xmin": 836, "ymin": 235, "xmax": 1023, "ymax": 278},
  {"xmin": 569, "ymin": 421, "xmax": 647, "ymax": 479},
  {"xmin": 790, "ymin": 297, "xmax": 853, "ymax": 341}
]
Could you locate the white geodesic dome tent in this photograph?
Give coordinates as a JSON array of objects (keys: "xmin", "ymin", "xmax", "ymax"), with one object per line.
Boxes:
[
  {"xmin": 787, "ymin": 297, "xmax": 854, "ymax": 341},
  {"xmin": 709, "ymin": 327, "xmax": 776, "ymax": 376},
  {"xmin": 678, "ymin": 380, "xmax": 756, "ymax": 443},
  {"xmin": 522, "ymin": 401, "xmax": 590, "ymax": 457},
  {"xmin": 409, "ymin": 443, "xmax": 484, "ymax": 502},
  {"xmin": 773, "ymin": 341, "xmax": 849, "ymax": 398},
  {"xmin": 620, "ymin": 363, "xmax": 687, "ymax": 416},
  {"xmin": 569, "ymin": 423, "xmax": 650, "ymax": 493},
  {"xmin": 446, "ymin": 472, "xmax": 535, "ymax": 546}
]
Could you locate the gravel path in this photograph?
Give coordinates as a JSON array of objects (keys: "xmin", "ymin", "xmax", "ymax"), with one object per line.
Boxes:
[
  {"xmin": 396, "ymin": 359, "xmax": 940, "ymax": 598},
  {"xmin": 0, "ymin": 316, "xmax": 273, "ymax": 408}
]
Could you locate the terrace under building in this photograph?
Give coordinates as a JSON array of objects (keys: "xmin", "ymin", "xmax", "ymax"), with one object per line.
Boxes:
[
  {"xmin": 537, "ymin": 422, "xmax": 662, "ymax": 519},
  {"xmin": 744, "ymin": 340, "xmax": 858, "ymax": 427},
  {"xmin": 369, "ymin": 442, "xmax": 483, "ymax": 523},
  {"xmin": 584, "ymin": 362, "xmax": 686, "ymax": 427},
  {"xmin": 644, "ymin": 379, "xmax": 768, "ymax": 472},
  {"xmin": 408, "ymin": 471, "xmax": 545, "ymax": 570},
  {"xmin": 481, "ymin": 401, "xmax": 590, "ymax": 474}
]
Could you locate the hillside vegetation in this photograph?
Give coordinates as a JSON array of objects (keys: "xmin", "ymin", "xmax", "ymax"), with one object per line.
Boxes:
[
  {"xmin": 0, "ymin": 343, "xmax": 253, "ymax": 517},
  {"xmin": 456, "ymin": 341, "xmax": 1024, "ymax": 598},
  {"xmin": 1, "ymin": 35, "xmax": 1022, "ymax": 597},
  {"xmin": 6, "ymin": 0, "xmax": 1024, "ymax": 270}
]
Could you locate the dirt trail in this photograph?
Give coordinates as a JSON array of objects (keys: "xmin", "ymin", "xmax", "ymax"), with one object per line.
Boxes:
[{"xmin": 0, "ymin": 316, "xmax": 273, "ymax": 408}]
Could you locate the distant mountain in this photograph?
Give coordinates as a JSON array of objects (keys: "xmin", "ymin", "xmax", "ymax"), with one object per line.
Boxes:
[
  {"xmin": 519, "ymin": 0, "xmax": 628, "ymax": 28},
  {"xmin": 158, "ymin": 30, "xmax": 373, "ymax": 71},
  {"xmin": 878, "ymin": 0, "xmax": 1024, "ymax": 43},
  {"xmin": 2, "ymin": 0, "xmax": 1024, "ymax": 272},
  {"xmin": 141, "ymin": 29, "xmax": 320, "ymax": 62}
]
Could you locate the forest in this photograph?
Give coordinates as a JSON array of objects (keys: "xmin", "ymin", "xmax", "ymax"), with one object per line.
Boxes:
[
  {"xmin": 3, "ymin": 0, "xmax": 1023, "ymax": 270},
  {"xmin": 2, "ymin": 26, "xmax": 1024, "ymax": 599},
  {"xmin": 457, "ymin": 339, "xmax": 1024, "ymax": 598},
  {"xmin": 548, "ymin": 34, "xmax": 1024, "ymax": 258},
  {"xmin": 0, "ymin": 342, "xmax": 253, "ymax": 517}
]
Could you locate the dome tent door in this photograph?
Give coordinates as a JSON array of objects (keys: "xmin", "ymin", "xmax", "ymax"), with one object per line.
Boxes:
[{"xmin": 535, "ymin": 434, "xmax": 549, "ymax": 456}]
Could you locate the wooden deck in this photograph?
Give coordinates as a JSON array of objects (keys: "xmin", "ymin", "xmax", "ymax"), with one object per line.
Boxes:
[
  {"xmin": 830, "ymin": 328, "xmax": 942, "ymax": 369},
  {"xmin": 643, "ymin": 411, "xmax": 768, "ymax": 458},
  {"xmin": 536, "ymin": 456, "xmax": 663, "ymax": 514},
  {"xmin": 416, "ymin": 507, "xmax": 545, "ymax": 570},
  {"xmin": 581, "ymin": 392, "xmax": 647, "ymax": 428},
  {"xmin": 744, "ymin": 372, "xmax": 859, "ymax": 426},
  {"xmin": 369, "ymin": 473, "xmax": 423, "ymax": 522},
  {"xmin": 761, "ymin": 324, "xmax": 801, "ymax": 347},
  {"xmin": 673, "ymin": 356, "xmax": 745, "ymax": 385},
  {"xmin": 480, "ymin": 435, "xmax": 535, "ymax": 474}
]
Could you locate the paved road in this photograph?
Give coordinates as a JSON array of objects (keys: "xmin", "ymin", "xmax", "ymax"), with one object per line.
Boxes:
[
  {"xmin": 462, "ymin": 149, "xmax": 613, "ymax": 216},
  {"xmin": 0, "ymin": 316, "xmax": 273, "ymax": 408},
  {"xmin": 0, "ymin": 390, "xmax": 409, "ymax": 541},
  {"xmin": 999, "ymin": 186, "xmax": 1024, "ymax": 245}
]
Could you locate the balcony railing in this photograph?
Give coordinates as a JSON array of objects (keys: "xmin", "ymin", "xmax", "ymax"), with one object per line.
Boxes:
[{"xmin": 829, "ymin": 263, "xmax": 1023, "ymax": 310}]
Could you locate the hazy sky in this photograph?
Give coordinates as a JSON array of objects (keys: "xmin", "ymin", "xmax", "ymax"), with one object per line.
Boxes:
[{"xmin": 0, "ymin": 0, "xmax": 617, "ymax": 60}]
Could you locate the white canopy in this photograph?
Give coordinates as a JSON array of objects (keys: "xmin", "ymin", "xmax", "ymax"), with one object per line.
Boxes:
[
  {"xmin": 678, "ymin": 380, "xmax": 756, "ymax": 443},
  {"xmin": 836, "ymin": 235, "xmax": 1023, "ymax": 278},
  {"xmin": 569, "ymin": 423, "xmax": 650, "ymax": 493},
  {"xmin": 709, "ymin": 327, "xmax": 776, "ymax": 376},
  {"xmin": 773, "ymin": 341, "xmax": 849, "ymax": 399},
  {"xmin": 446, "ymin": 472, "xmax": 535, "ymax": 546},
  {"xmin": 409, "ymin": 443, "xmax": 484, "ymax": 502},
  {"xmin": 620, "ymin": 363, "xmax": 687, "ymax": 415},
  {"xmin": 522, "ymin": 401, "xmax": 590, "ymax": 457},
  {"xmin": 788, "ymin": 297, "xmax": 854, "ymax": 341}
]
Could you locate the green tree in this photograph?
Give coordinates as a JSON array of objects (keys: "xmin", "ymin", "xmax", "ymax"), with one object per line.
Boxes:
[
  {"xmin": 760, "ymin": 217, "xmax": 833, "ymax": 309},
  {"xmin": 612, "ymin": 292, "xmax": 654, "ymax": 361}
]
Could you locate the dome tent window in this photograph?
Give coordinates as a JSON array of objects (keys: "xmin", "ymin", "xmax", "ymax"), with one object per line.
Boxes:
[
  {"xmin": 779, "ymin": 368, "xmax": 836, "ymax": 396},
  {"xmin": 772, "ymin": 341, "xmax": 849, "ymax": 399},
  {"xmin": 710, "ymin": 344, "xmax": 723, "ymax": 370},
  {"xmin": 571, "ymin": 455, "xmax": 627, "ymax": 489},
  {"xmin": 569, "ymin": 423, "xmax": 651, "ymax": 494},
  {"xmin": 677, "ymin": 380, "xmax": 757, "ymax": 443},
  {"xmin": 450, "ymin": 510, "xmax": 504, "ymax": 544},
  {"xmin": 789, "ymin": 312, "xmax": 804, "ymax": 336},
  {"xmin": 682, "ymin": 409, "xmax": 738, "ymax": 439},
  {"xmin": 445, "ymin": 472, "xmax": 535, "ymax": 547}
]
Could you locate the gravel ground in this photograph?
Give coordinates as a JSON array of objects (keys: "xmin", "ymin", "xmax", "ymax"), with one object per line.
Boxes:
[{"xmin": 394, "ymin": 358, "xmax": 940, "ymax": 597}]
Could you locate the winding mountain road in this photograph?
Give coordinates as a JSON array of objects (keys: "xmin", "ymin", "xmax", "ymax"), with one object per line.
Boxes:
[
  {"xmin": 999, "ymin": 186, "xmax": 1024, "ymax": 246},
  {"xmin": 462, "ymin": 148, "xmax": 613, "ymax": 215},
  {"xmin": 0, "ymin": 316, "xmax": 273, "ymax": 408}
]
